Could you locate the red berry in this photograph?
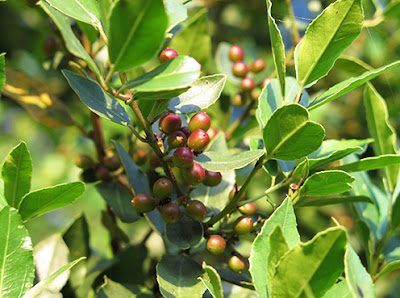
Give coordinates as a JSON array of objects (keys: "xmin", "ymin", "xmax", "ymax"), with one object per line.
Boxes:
[
  {"xmin": 229, "ymin": 45, "xmax": 244, "ymax": 62},
  {"xmin": 241, "ymin": 77, "xmax": 256, "ymax": 91},
  {"xmin": 160, "ymin": 202, "xmax": 181, "ymax": 223},
  {"xmin": 229, "ymin": 186, "xmax": 246, "ymax": 201},
  {"xmin": 132, "ymin": 149, "xmax": 147, "ymax": 166},
  {"xmin": 239, "ymin": 202, "xmax": 257, "ymax": 216},
  {"xmin": 95, "ymin": 166, "xmax": 112, "ymax": 181},
  {"xmin": 206, "ymin": 235, "xmax": 226, "ymax": 255},
  {"xmin": 159, "ymin": 114, "xmax": 182, "ymax": 134},
  {"xmin": 153, "ymin": 178, "xmax": 173, "ymax": 200},
  {"xmin": 231, "ymin": 93, "xmax": 247, "ymax": 107},
  {"xmin": 203, "ymin": 171, "xmax": 222, "ymax": 187},
  {"xmin": 261, "ymin": 78, "xmax": 271, "ymax": 88},
  {"xmin": 232, "ymin": 61, "xmax": 249, "ymax": 78},
  {"xmin": 228, "ymin": 254, "xmax": 247, "ymax": 273},
  {"xmin": 160, "ymin": 48, "xmax": 178, "ymax": 63},
  {"xmin": 233, "ymin": 216, "xmax": 254, "ymax": 235},
  {"xmin": 183, "ymin": 163, "xmax": 205, "ymax": 186},
  {"xmin": 207, "ymin": 128, "xmax": 219, "ymax": 140},
  {"xmin": 132, "ymin": 193, "xmax": 157, "ymax": 213},
  {"xmin": 188, "ymin": 129, "xmax": 210, "ymax": 152},
  {"xmin": 167, "ymin": 130, "xmax": 187, "ymax": 149},
  {"xmin": 185, "ymin": 200, "xmax": 207, "ymax": 221},
  {"xmin": 180, "ymin": 126, "xmax": 191, "ymax": 138},
  {"xmin": 75, "ymin": 154, "xmax": 94, "ymax": 170},
  {"xmin": 172, "ymin": 147, "xmax": 194, "ymax": 168},
  {"xmin": 250, "ymin": 59, "xmax": 265, "ymax": 73},
  {"xmin": 104, "ymin": 155, "xmax": 121, "ymax": 171},
  {"xmin": 189, "ymin": 112, "xmax": 211, "ymax": 132}
]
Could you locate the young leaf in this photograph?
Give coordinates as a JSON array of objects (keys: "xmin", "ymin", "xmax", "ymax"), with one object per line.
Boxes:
[
  {"xmin": 296, "ymin": 195, "xmax": 373, "ymax": 207},
  {"xmin": 63, "ymin": 70, "xmax": 132, "ymax": 126},
  {"xmin": 263, "ymin": 104, "xmax": 325, "ymax": 160},
  {"xmin": 295, "ymin": 0, "xmax": 363, "ymax": 87},
  {"xmin": 1, "ymin": 141, "xmax": 32, "ymax": 209},
  {"xmin": 200, "ymin": 263, "xmax": 223, "ymax": 298},
  {"xmin": 333, "ymin": 155, "xmax": 400, "ymax": 173},
  {"xmin": 0, "ymin": 53, "xmax": 4, "ymax": 100},
  {"xmin": 19, "ymin": 182, "xmax": 84, "ymax": 221},
  {"xmin": 108, "ymin": 0, "xmax": 168, "ymax": 71},
  {"xmin": 0, "ymin": 206, "xmax": 34, "ymax": 297},
  {"xmin": 98, "ymin": 277, "xmax": 153, "ymax": 297},
  {"xmin": 166, "ymin": 213, "xmax": 204, "ymax": 249},
  {"xmin": 168, "ymin": 75, "xmax": 227, "ymax": 114},
  {"xmin": 164, "ymin": 0, "xmax": 188, "ymax": 32}
]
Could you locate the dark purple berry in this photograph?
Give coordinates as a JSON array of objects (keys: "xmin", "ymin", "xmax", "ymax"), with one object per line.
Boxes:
[
  {"xmin": 160, "ymin": 202, "xmax": 181, "ymax": 223},
  {"xmin": 232, "ymin": 61, "xmax": 249, "ymax": 78},
  {"xmin": 159, "ymin": 114, "xmax": 182, "ymax": 134},
  {"xmin": 153, "ymin": 178, "xmax": 173, "ymax": 199},
  {"xmin": 189, "ymin": 112, "xmax": 211, "ymax": 132},
  {"xmin": 104, "ymin": 155, "xmax": 121, "ymax": 171},
  {"xmin": 43, "ymin": 37, "xmax": 58, "ymax": 57},
  {"xmin": 185, "ymin": 200, "xmax": 207, "ymax": 221},
  {"xmin": 206, "ymin": 235, "xmax": 226, "ymax": 255},
  {"xmin": 172, "ymin": 147, "xmax": 194, "ymax": 168},
  {"xmin": 160, "ymin": 48, "xmax": 178, "ymax": 63},
  {"xmin": 180, "ymin": 126, "xmax": 191, "ymax": 138},
  {"xmin": 203, "ymin": 171, "xmax": 222, "ymax": 187},
  {"xmin": 132, "ymin": 193, "xmax": 157, "ymax": 213},
  {"xmin": 188, "ymin": 129, "xmax": 210, "ymax": 152},
  {"xmin": 79, "ymin": 168, "xmax": 97, "ymax": 183},
  {"xmin": 167, "ymin": 130, "xmax": 187, "ymax": 149},
  {"xmin": 95, "ymin": 166, "xmax": 112, "ymax": 181},
  {"xmin": 229, "ymin": 45, "xmax": 244, "ymax": 62},
  {"xmin": 183, "ymin": 163, "xmax": 205, "ymax": 186}
]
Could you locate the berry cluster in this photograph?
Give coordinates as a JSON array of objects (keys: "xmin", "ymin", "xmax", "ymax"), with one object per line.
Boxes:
[{"xmin": 75, "ymin": 152, "xmax": 121, "ymax": 183}]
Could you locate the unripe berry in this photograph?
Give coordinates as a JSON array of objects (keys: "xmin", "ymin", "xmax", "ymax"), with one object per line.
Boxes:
[
  {"xmin": 233, "ymin": 216, "xmax": 254, "ymax": 235},
  {"xmin": 153, "ymin": 178, "xmax": 173, "ymax": 199},
  {"xmin": 250, "ymin": 59, "xmax": 265, "ymax": 73},
  {"xmin": 228, "ymin": 254, "xmax": 247, "ymax": 273},
  {"xmin": 148, "ymin": 151, "xmax": 161, "ymax": 168},
  {"xmin": 132, "ymin": 193, "xmax": 157, "ymax": 213},
  {"xmin": 95, "ymin": 166, "xmax": 112, "ymax": 181},
  {"xmin": 232, "ymin": 61, "xmax": 249, "ymax": 78},
  {"xmin": 172, "ymin": 147, "xmax": 194, "ymax": 168},
  {"xmin": 167, "ymin": 130, "xmax": 187, "ymax": 149},
  {"xmin": 75, "ymin": 154, "xmax": 94, "ymax": 170},
  {"xmin": 159, "ymin": 114, "xmax": 182, "ymax": 134},
  {"xmin": 241, "ymin": 77, "xmax": 257, "ymax": 91},
  {"xmin": 132, "ymin": 149, "xmax": 147, "ymax": 166},
  {"xmin": 160, "ymin": 48, "xmax": 178, "ymax": 63},
  {"xmin": 185, "ymin": 200, "xmax": 207, "ymax": 221},
  {"xmin": 43, "ymin": 37, "xmax": 58, "ymax": 57},
  {"xmin": 180, "ymin": 126, "xmax": 191, "ymax": 138},
  {"xmin": 160, "ymin": 202, "xmax": 181, "ymax": 223},
  {"xmin": 203, "ymin": 171, "xmax": 222, "ymax": 187},
  {"xmin": 229, "ymin": 45, "xmax": 244, "ymax": 62},
  {"xmin": 104, "ymin": 155, "xmax": 121, "ymax": 171},
  {"xmin": 206, "ymin": 235, "xmax": 226, "ymax": 255},
  {"xmin": 79, "ymin": 168, "xmax": 97, "ymax": 183},
  {"xmin": 189, "ymin": 112, "xmax": 211, "ymax": 132},
  {"xmin": 231, "ymin": 93, "xmax": 247, "ymax": 107},
  {"xmin": 188, "ymin": 129, "xmax": 210, "ymax": 152},
  {"xmin": 251, "ymin": 87, "xmax": 262, "ymax": 101},
  {"xmin": 239, "ymin": 202, "xmax": 257, "ymax": 216},
  {"xmin": 229, "ymin": 186, "xmax": 246, "ymax": 201},
  {"xmin": 183, "ymin": 163, "xmax": 205, "ymax": 186}
]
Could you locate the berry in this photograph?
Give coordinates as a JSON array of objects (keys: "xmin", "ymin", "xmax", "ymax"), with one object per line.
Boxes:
[
  {"xmin": 261, "ymin": 78, "xmax": 271, "ymax": 88},
  {"xmin": 203, "ymin": 171, "xmax": 222, "ymax": 187},
  {"xmin": 231, "ymin": 93, "xmax": 247, "ymax": 107},
  {"xmin": 233, "ymin": 216, "xmax": 254, "ymax": 235},
  {"xmin": 183, "ymin": 163, "xmax": 205, "ymax": 186},
  {"xmin": 185, "ymin": 200, "xmax": 207, "ymax": 221},
  {"xmin": 167, "ymin": 130, "xmax": 187, "ymax": 149},
  {"xmin": 160, "ymin": 202, "xmax": 181, "ymax": 223},
  {"xmin": 229, "ymin": 186, "xmax": 246, "ymax": 201},
  {"xmin": 239, "ymin": 202, "xmax": 257, "ymax": 216},
  {"xmin": 104, "ymin": 155, "xmax": 121, "ymax": 171},
  {"xmin": 132, "ymin": 149, "xmax": 147, "ymax": 166},
  {"xmin": 149, "ymin": 151, "xmax": 161, "ymax": 168},
  {"xmin": 159, "ymin": 114, "xmax": 182, "ymax": 134},
  {"xmin": 95, "ymin": 166, "xmax": 112, "ymax": 181},
  {"xmin": 251, "ymin": 87, "xmax": 262, "ymax": 101},
  {"xmin": 172, "ymin": 147, "xmax": 194, "ymax": 168},
  {"xmin": 206, "ymin": 235, "xmax": 226, "ymax": 255},
  {"xmin": 229, "ymin": 45, "xmax": 244, "ymax": 62},
  {"xmin": 180, "ymin": 126, "xmax": 191, "ymax": 138},
  {"xmin": 79, "ymin": 168, "xmax": 97, "ymax": 183},
  {"xmin": 232, "ymin": 61, "xmax": 249, "ymax": 78},
  {"xmin": 75, "ymin": 154, "xmax": 94, "ymax": 170},
  {"xmin": 43, "ymin": 37, "xmax": 58, "ymax": 57},
  {"xmin": 160, "ymin": 48, "xmax": 178, "ymax": 63},
  {"xmin": 132, "ymin": 193, "xmax": 157, "ymax": 213},
  {"xmin": 207, "ymin": 128, "xmax": 219, "ymax": 140},
  {"xmin": 241, "ymin": 77, "xmax": 257, "ymax": 91},
  {"xmin": 228, "ymin": 254, "xmax": 247, "ymax": 273},
  {"xmin": 189, "ymin": 112, "xmax": 211, "ymax": 132},
  {"xmin": 188, "ymin": 129, "xmax": 210, "ymax": 152},
  {"xmin": 153, "ymin": 178, "xmax": 173, "ymax": 199},
  {"xmin": 250, "ymin": 59, "xmax": 265, "ymax": 73}
]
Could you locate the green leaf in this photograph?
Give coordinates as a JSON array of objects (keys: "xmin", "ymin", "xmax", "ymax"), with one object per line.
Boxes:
[
  {"xmin": 1, "ymin": 141, "xmax": 32, "ymax": 209},
  {"xmin": 267, "ymin": 226, "xmax": 289, "ymax": 286},
  {"xmin": 263, "ymin": 104, "xmax": 325, "ymax": 160},
  {"xmin": 0, "ymin": 53, "xmax": 4, "ymax": 100},
  {"xmin": 266, "ymin": 0, "xmax": 285, "ymax": 99},
  {"xmin": 98, "ymin": 277, "xmax": 153, "ymax": 297},
  {"xmin": 201, "ymin": 263, "xmax": 223, "ymax": 298},
  {"xmin": 166, "ymin": 213, "xmax": 203, "ymax": 249},
  {"xmin": 194, "ymin": 150, "xmax": 265, "ymax": 172},
  {"xmin": 322, "ymin": 281, "xmax": 351, "ymax": 298},
  {"xmin": 168, "ymin": 75, "xmax": 227, "ymax": 114},
  {"xmin": 296, "ymin": 195, "xmax": 373, "ymax": 207},
  {"xmin": 168, "ymin": 9, "xmax": 211, "ymax": 66},
  {"xmin": 63, "ymin": 70, "xmax": 132, "ymax": 126},
  {"xmin": 157, "ymin": 255, "xmax": 206, "ymax": 298},
  {"xmin": 309, "ymin": 60, "xmax": 400, "ymax": 110},
  {"xmin": 40, "ymin": 2, "xmax": 101, "ymax": 78},
  {"xmin": 123, "ymin": 56, "xmax": 201, "ymax": 99},
  {"xmin": 363, "ymin": 83, "xmax": 399, "ymax": 191},
  {"xmin": 270, "ymin": 227, "xmax": 347, "ymax": 297},
  {"xmin": 294, "ymin": 0, "xmax": 363, "ymax": 87},
  {"xmin": 249, "ymin": 197, "xmax": 300, "ymax": 298},
  {"xmin": 384, "ymin": 1, "xmax": 400, "ymax": 19},
  {"xmin": 334, "ymin": 55, "xmax": 372, "ymax": 75},
  {"xmin": 375, "ymin": 260, "xmax": 400, "ymax": 280},
  {"xmin": 0, "ymin": 206, "xmax": 34, "ymax": 297},
  {"xmin": 0, "ymin": 181, "xmax": 6, "ymax": 208},
  {"xmin": 63, "ymin": 215, "xmax": 90, "ymax": 261},
  {"xmin": 108, "ymin": 0, "xmax": 168, "ymax": 71},
  {"xmin": 333, "ymin": 155, "xmax": 400, "ymax": 173},
  {"xmin": 392, "ymin": 194, "xmax": 400, "ymax": 230},
  {"xmin": 345, "ymin": 245, "xmax": 376, "ymax": 298},
  {"xmin": 164, "ymin": 0, "xmax": 187, "ymax": 32},
  {"xmin": 22, "ymin": 258, "xmax": 85, "ymax": 298},
  {"xmin": 300, "ymin": 170, "xmax": 355, "ymax": 197}
]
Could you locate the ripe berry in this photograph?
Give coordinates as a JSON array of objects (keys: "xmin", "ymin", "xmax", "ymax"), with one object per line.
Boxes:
[
  {"xmin": 159, "ymin": 114, "xmax": 182, "ymax": 134},
  {"xmin": 239, "ymin": 202, "xmax": 257, "ymax": 216},
  {"xmin": 167, "ymin": 130, "xmax": 187, "ymax": 149},
  {"xmin": 228, "ymin": 254, "xmax": 247, "ymax": 273},
  {"xmin": 104, "ymin": 155, "xmax": 121, "ymax": 171},
  {"xmin": 183, "ymin": 163, "xmax": 205, "ymax": 186},
  {"xmin": 229, "ymin": 186, "xmax": 246, "ymax": 201},
  {"xmin": 132, "ymin": 193, "xmax": 157, "ymax": 213},
  {"xmin": 206, "ymin": 235, "xmax": 226, "ymax": 255},
  {"xmin": 160, "ymin": 48, "xmax": 178, "ymax": 63},
  {"xmin": 180, "ymin": 126, "xmax": 191, "ymax": 138},
  {"xmin": 232, "ymin": 61, "xmax": 249, "ymax": 78},
  {"xmin": 241, "ymin": 77, "xmax": 257, "ymax": 91},
  {"xmin": 250, "ymin": 59, "xmax": 265, "ymax": 73},
  {"xmin": 149, "ymin": 151, "xmax": 161, "ymax": 168},
  {"xmin": 231, "ymin": 93, "xmax": 247, "ymax": 107},
  {"xmin": 188, "ymin": 129, "xmax": 210, "ymax": 152},
  {"xmin": 185, "ymin": 200, "xmax": 207, "ymax": 221},
  {"xmin": 233, "ymin": 216, "xmax": 254, "ymax": 235},
  {"xmin": 203, "ymin": 171, "xmax": 222, "ymax": 187},
  {"xmin": 75, "ymin": 154, "xmax": 94, "ymax": 170},
  {"xmin": 153, "ymin": 178, "xmax": 173, "ymax": 200},
  {"xmin": 172, "ymin": 147, "xmax": 194, "ymax": 168},
  {"xmin": 261, "ymin": 78, "xmax": 271, "ymax": 88},
  {"xmin": 229, "ymin": 45, "xmax": 244, "ymax": 62},
  {"xmin": 43, "ymin": 37, "xmax": 58, "ymax": 57},
  {"xmin": 160, "ymin": 202, "xmax": 181, "ymax": 223},
  {"xmin": 189, "ymin": 112, "xmax": 211, "ymax": 132},
  {"xmin": 132, "ymin": 149, "xmax": 147, "ymax": 166},
  {"xmin": 95, "ymin": 166, "xmax": 112, "ymax": 181}
]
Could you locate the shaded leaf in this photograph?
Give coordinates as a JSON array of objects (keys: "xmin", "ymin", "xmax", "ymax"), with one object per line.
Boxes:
[
  {"xmin": 98, "ymin": 277, "xmax": 153, "ymax": 297},
  {"xmin": 296, "ymin": 195, "xmax": 373, "ymax": 207},
  {"xmin": 201, "ymin": 263, "xmax": 223, "ymax": 298},
  {"xmin": 63, "ymin": 215, "xmax": 90, "ymax": 261},
  {"xmin": 164, "ymin": 0, "xmax": 187, "ymax": 32},
  {"xmin": 166, "ymin": 213, "xmax": 203, "ymax": 249}
]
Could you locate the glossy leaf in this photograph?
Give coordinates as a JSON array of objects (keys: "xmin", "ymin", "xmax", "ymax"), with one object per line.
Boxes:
[
  {"xmin": 98, "ymin": 277, "xmax": 153, "ymax": 297},
  {"xmin": 270, "ymin": 227, "xmax": 347, "ymax": 297},
  {"xmin": 309, "ymin": 60, "xmax": 400, "ymax": 110},
  {"xmin": 63, "ymin": 70, "xmax": 132, "ymax": 126},
  {"xmin": 201, "ymin": 263, "xmax": 223, "ymax": 298},
  {"xmin": 295, "ymin": 0, "xmax": 363, "ymax": 87},
  {"xmin": 0, "ymin": 53, "xmax": 4, "ymax": 100},
  {"xmin": 250, "ymin": 197, "xmax": 300, "ymax": 298},
  {"xmin": 364, "ymin": 83, "xmax": 399, "ymax": 191},
  {"xmin": 0, "ymin": 206, "xmax": 34, "ymax": 297},
  {"xmin": 157, "ymin": 255, "xmax": 206, "ymax": 298},
  {"xmin": 168, "ymin": 75, "xmax": 227, "ymax": 114},
  {"xmin": 322, "ymin": 281, "xmax": 351, "ymax": 298},
  {"xmin": 166, "ymin": 213, "xmax": 203, "ymax": 249},
  {"xmin": 263, "ymin": 104, "xmax": 325, "ymax": 160},
  {"xmin": 334, "ymin": 154, "xmax": 400, "ymax": 173},
  {"xmin": 19, "ymin": 182, "xmax": 84, "ymax": 221},
  {"xmin": 375, "ymin": 260, "xmax": 400, "ymax": 280},
  {"xmin": 296, "ymin": 195, "xmax": 373, "ymax": 207},
  {"xmin": 1, "ymin": 141, "xmax": 32, "ymax": 209},
  {"xmin": 164, "ymin": 0, "xmax": 187, "ymax": 32},
  {"xmin": 108, "ymin": 0, "xmax": 168, "ymax": 71}
]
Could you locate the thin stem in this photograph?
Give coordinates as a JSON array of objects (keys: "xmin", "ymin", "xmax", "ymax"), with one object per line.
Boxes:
[
  {"xmin": 148, "ymin": 100, "xmax": 164, "ymax": 124},
  {"xmin": 294, "ymin": 83, "xmax": 304, "ymax": 104},
  {"xmin": 128, "ymin": 125, "xmax": 147, "ymax": 143}
]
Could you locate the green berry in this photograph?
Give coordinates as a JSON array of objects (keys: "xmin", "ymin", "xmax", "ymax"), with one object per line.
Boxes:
[
  {"xmin": 160, "ymin": 48, "xmax": 178, "ymax": 63},
  {"xmin": 104, "ymin": 155, "xmax": 121, "ymax": 171},
  {"xmin": 241, "ymin": 77, "xmax": 256, "ymax": 91},
  {"xmin": 203, "ymin": 171, "xmax": 222, "ymax": 187},
  {"xmin": 206, "ymin": 235, "xmax": 226, "ymax": 255},
  {"xmin": 229, "ymin": 45, "xmax": 244, "ymax": 62},
  {"xmin": 183, "ymin": 163, "xmax": 205, "ymax": 186},
  {"xmin": 160, "ymin": 202, "xmax": 181, "ymax": 223},
  {"xmin": 153, "ymin": 178, "xmax": 173, "ymax": 199},
  {"xmin": 231, "ymin": 93, "xmax": 247, "ymax": 107},
  {"xmin": 185, "ymin": 200, "xmax": 207, "ymax": 221},
  {"xmin": 188, "ymin": 129, "xmax": 210, "ymax": 152},
  {"xmin": 189, "ymin": 112, "xmax": 211, "ymax": 132},
  {"xmin": 250, "ymin": 59, "xmax": 265, "ymax": 73},
  {"xmin": 232, "ymin": 61, "xmax": 249, "ymax": 78},
  {"xmin": 132, "ymin": 193, "xmax": 157, "ymax": 213},
  {"xmin": 75, "ymin": 154, "xmax": 94, "ymax": 170},
  {"xmin": 159, "ymin": 114, "xmax": 182, "ymax": 134},
  {"xmin": 233, "ymin": 216, "xmax": 254, "ymax": 235},
  {"xmin": 228, "ymin": 254, "xmax": 247, "ymax": 273},
  {"xmin": 238, "ymin": 202, "xmax": 257, "ymax": 216},
  {"xmin": 167, "ymin": 130, "xmax": 187, "ymax": 149}
]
